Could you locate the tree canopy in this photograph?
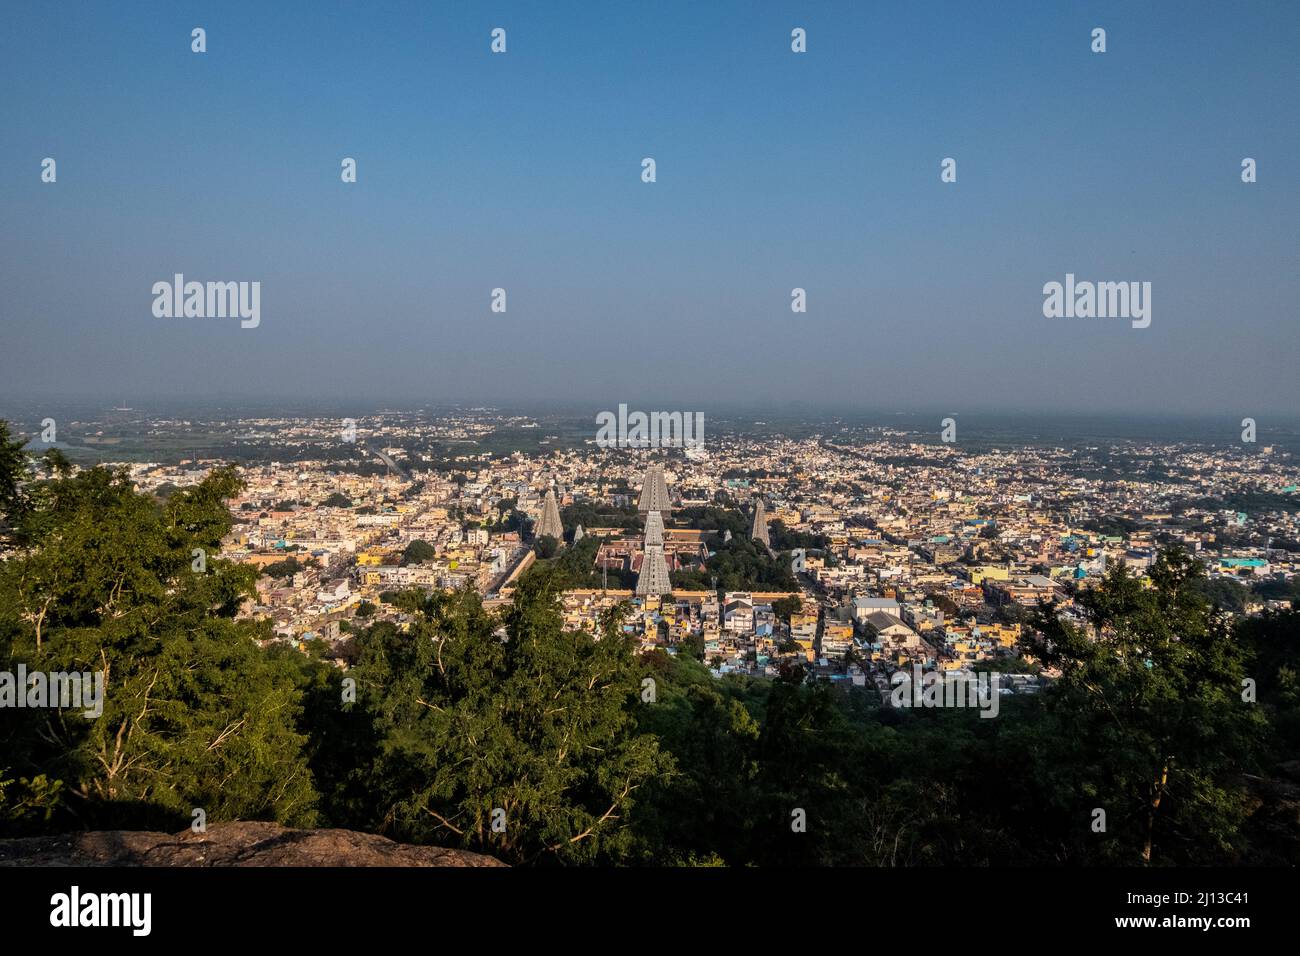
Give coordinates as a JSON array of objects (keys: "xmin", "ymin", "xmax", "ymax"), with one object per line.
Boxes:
[{"xmin": 0, "ymin": 442, "xmax": 316, "ymax": 833}]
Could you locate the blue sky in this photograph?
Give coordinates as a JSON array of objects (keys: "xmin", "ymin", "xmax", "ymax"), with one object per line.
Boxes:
[{"xmin": 1, "ymin": 0, "xmax": 1297, "ymax": 414}]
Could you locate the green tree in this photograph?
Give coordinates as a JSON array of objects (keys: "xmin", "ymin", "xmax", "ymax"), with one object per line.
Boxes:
[
  {"xmin": 0, "ymin": 421, "xmax": 33, "ymax": 541},
  {"xmin": 1021, "ymin": 550, "xmax": 1269, "ymax": 863},
  {"xmin": 338, "ymin": 570, "xmax": 669, "ymax": 864},
  {"xmin": 401, "ymin": 539, "xmax": 436, "ymax": 566},
  {"xmin": 1194, "ymin": 575, "xmax": 1251, "ymax": 614},
  {"xmin": 926, "ymin": 592, "xmax": 959, "ymax": 616},
  {"xmin": 772, "ymin": 596, "xmax": 803, "ymax": 624},
  {"xmin": 630, "ymin": 660, "xmax": 761, "ymax": 864},
  {"xmin": 262, "ymin": 557, "xmax": 302, "ymax": 580},
  {"xmin": 0, "ymin": 459, "xmax": 318, "ymax": 833},
  {"xmin": 41, "ymin": 448, "xmax": 74, "ymax": 479}
]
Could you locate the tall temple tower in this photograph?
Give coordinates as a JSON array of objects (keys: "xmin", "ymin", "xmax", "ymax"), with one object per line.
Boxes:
[
  {"xmin": 535, "ymin": 486, "xmax": 564, "ymax": 542},
  {"xmin": 637, "ymin": 463, "xmax": 672, "ymax": 514},
  {"xmin": 635, "ymin": 509, "xmax": 673, "ymax": 596},
  {"xmin": 750, "ymin": 496, "xmax": 771, "ymax": 549},
  {"xmin": 643, "ymin": 508, "xmax": 665, "ymax": 548}
]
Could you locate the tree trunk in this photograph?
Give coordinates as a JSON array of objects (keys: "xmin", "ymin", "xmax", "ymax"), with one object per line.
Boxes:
[{"xmin": 1142, "ymin": 759, "xmax": 1171, "ymax": 863}]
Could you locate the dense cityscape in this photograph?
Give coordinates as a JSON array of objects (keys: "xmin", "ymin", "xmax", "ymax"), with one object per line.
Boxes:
[{"xmin": 6, "ymin": 406, "xmax": 1297, "ymax": 701}]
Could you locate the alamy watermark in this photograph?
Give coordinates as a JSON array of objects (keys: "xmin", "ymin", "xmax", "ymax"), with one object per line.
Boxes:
[
  {"xmin": 152, "ymin": 274, "xmax": 260, "ymax": 328},
  {"xmin": 1, "ymin": 665, "xmax": 104, "ymax": 718},
  {"xmin": 595, "ymin": 404, "xmax": 704, "ymax": 449},
  {"xmin": 1042, "ymin": 273, "xmax": 1150, "ymax": 329},
  {"xmin": 889, "ymin": 665, "xmax": 1000, "ymax": 718},
  {"xmin": 50, "ymin": 886, "xmax": 151, "ymax": 936}
]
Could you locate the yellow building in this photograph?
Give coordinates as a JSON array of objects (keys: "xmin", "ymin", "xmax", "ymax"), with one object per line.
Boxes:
[
  {"xmin": 969, "ymin": 565, "xmax": 1010, "ymax": 585},
  {"xmin": 980, "ymin": 623, "xmax": 1020, "ymax": 648},
  {"xmin": 823, "ymin": 621, "xmax": 853, "ymax": 642}
]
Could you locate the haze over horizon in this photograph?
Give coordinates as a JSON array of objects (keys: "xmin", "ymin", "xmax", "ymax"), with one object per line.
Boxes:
[{"xmin": 2, "ymin": 0, "xmax": 1297, "ymax": 416}]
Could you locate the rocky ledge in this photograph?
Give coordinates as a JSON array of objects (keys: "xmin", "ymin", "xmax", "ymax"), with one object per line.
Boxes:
[{"xmin": 0, "ymin": 821, "xmax": 505, "ymax": 867}]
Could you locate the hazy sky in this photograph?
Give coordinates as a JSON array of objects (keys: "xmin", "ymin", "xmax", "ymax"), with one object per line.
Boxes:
[{"xmin": 1, "ymin": 1, "xmax": 1297, "ymax": 414}]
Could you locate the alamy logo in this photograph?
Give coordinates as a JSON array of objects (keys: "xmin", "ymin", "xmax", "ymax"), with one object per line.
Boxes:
[
  {"xmin": 0, "ymin": 665, "xmax": 103, "ymax": 718},
  {"xmin": 1042, "ymin": 273, "xmax": 1150, "ymax": 328},
  {"xmin": 152, "ymin": 274, "xmax": 261, "ymax": 328},
  {"xmin": 50, "ymin": 886, "xmax": 151, "ymax": 936},
  {"xmin": 595, "ymin": 404, "xmax": 704, "ymax": 449},
  {"xmin": 889, "ymin": 665, "xmax": 1000, "ymax": 718}
]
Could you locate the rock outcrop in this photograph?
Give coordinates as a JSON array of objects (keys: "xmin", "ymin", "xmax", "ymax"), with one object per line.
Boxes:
[{"xmin": 0, "ymin": 821, "xmax": 505, "ymax": 867}]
